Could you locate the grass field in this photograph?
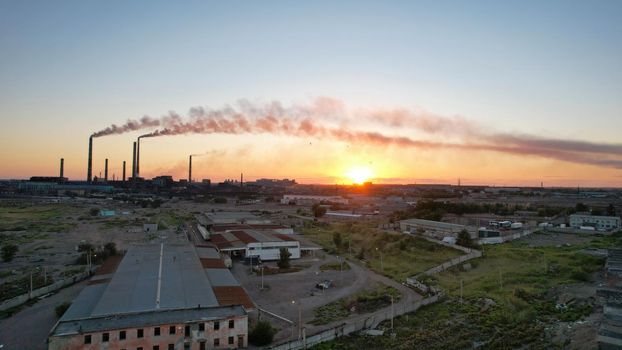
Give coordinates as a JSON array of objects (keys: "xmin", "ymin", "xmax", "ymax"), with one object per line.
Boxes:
[
  {"xmin": 301, "ymin": 222, "xmax": 462, "ymax": 281},
  {"xmin": 311, "ymin": 283, "xmax": 401, "ymax": 325},
  {"xmin": 0, "ymin": 205, "xmax": 76, "ymax": 233},
  {"xmin": 312, "ymin": 233, "xmax": 620, "ymax": 349}
]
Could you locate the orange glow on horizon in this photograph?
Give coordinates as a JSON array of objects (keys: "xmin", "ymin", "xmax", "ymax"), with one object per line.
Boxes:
[{"xmin": 345, "ymin": 166, "xmax": 373, "ymax": 184}]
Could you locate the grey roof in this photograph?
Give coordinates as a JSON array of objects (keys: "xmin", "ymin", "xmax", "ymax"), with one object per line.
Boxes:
[
  {"xmin": 53, "ymin": 305, "xmax": 246, "ymax": 336},
  {"xmin": 61, "ymin": 244, "xmax": 219, "ymax": 322},
  {"xmin": 205, "ymin": 268, "xmax": 240, "ymax": 287}
]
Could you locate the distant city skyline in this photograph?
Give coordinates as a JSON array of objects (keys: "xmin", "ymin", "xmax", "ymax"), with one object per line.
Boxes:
[{"xmin": 1, "ymin": 1, "xmax": 621, "ymax": 186}]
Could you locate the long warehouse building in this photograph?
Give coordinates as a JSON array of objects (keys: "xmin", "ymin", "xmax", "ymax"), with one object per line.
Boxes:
[{"xmin": 48, "ymin": 243, "xmax": 252, "ymax": 350}]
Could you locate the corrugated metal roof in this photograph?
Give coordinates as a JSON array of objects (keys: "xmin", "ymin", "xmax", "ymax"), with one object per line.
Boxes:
[
  {"xmin": 89, "ymin": 244, "xmax": 218, "ymax": 316},
  {"xmin": 205, "ymin": 268, "xmax": 240, "ymax": 287}
]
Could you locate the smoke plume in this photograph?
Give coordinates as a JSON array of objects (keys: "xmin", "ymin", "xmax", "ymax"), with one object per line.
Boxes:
[{"xmin": 91, "ymin": 98, "xmax": 622, "ymax": 169}]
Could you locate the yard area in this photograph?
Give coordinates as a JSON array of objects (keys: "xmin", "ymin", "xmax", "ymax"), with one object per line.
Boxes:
[
  {"xmin": 301, "ymin": 221, "xmax": 463, "ymax": 281},
  {"xmin": 312, "ymin": 233, "xmax": 620, "ymax": 349}
]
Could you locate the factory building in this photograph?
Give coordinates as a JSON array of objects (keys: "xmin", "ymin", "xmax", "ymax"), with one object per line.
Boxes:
[
  {"xmin": 48, "ymin": 243, "xmax": 251, "ymax": 350},
  {"xmin": 211, "ymin": 229, "xmax": 301, "ymax": 261},
  {"xmin": 569, "ymin": 214, "xmax": 621, "ymax": 231},
  {"xmin": 203, "ymin": 212, "xmax": 271, "ymax": 225},
  {"xmin": 281, "ymin": 194, "xmax": 349, "ymax": 205}
]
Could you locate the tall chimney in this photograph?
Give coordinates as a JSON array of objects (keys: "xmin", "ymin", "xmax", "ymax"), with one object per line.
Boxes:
[
  {"xmin": 87, "ymin": 136, "xmax": 93, "ymax": 183},
  {"xmin": 122, "ymin": 161, "xmax": 126, "ymax": 182},
  {"xmin": 136, "ymin": 138, "xmax": 140, "ymax": 177},
  {"xmin": 132, "ymin": 142, "xmax": 137, "ymax": 179},
  {"xmin": 104, "ymin": 158, "xmax": 109, "ymax": 181},
  {"xmin": 60, "ymin": 158, "xmax": 64, "ymax": 179},
  {"xmin": 188, "ymin": 155, "xmax": 192, "ymax": 183},
  {"xmin": 240, "ymin": 173, "xmax": 243, "ymax": 187}
]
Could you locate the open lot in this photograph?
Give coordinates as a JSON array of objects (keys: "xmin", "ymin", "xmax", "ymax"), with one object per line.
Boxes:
[
  {"xmin": 301, "ymin": 221, "xmax": 464, "ymax": 281},
  {"xmin": 314, "ymin": 232, "xmax": 620, "ymax": 349}
]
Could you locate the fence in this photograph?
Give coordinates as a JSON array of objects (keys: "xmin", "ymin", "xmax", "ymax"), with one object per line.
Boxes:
[
  {"xmin": 266, "ymin": 235, "xmax": 483, "ymax": 349},
  {"xmin": 0, "ymin": 270, "xmax": 92, "ymax": 311},
  {"xmin": 267, "ymin": 294, "xmax": 442, "ymax": 350}
]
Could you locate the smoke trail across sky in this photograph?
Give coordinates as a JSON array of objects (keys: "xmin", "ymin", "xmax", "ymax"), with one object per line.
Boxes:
[{"xmin": 90, "ymin": 98, "xmax": 622, "ymax": 169}]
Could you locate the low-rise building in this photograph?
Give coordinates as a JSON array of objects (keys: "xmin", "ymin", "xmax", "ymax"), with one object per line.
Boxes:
[
  {"xmin": 399, "ymin": 218, "xmax": 472, "ymax": 239},
  {"xmin": 569, "ymin": 214, "xmax": 621, "ymax": 231},
  {"xmin": 49, "ymin": 243, "xmax": 251, "ymax": 350},
  {"xmin": 281, "ymin": 194, "xmax": 349, "ymax": 205}
]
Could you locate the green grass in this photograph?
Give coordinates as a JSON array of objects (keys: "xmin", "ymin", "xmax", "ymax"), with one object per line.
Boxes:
[
  {"xmin": 301, "ymin": 222, "xmax": 462, "ymax": 281},
  {"xmin": 319, "ymin": 262, "xmax": 351, "ymax": 271},
  {"xmin": 310, "ymin": 283, "xmax": 401, "ymax": 325},
  {"xmin": 312, "ymin": 233, "xmax": 619, "ymax": 349},
  {"xmin": 0, "ymin": 205, "xmax": 76, "ymax": 233}
]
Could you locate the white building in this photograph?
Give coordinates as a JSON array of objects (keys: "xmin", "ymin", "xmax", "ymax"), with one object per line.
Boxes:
[
  {"xmin": 281, "ymin": 194, "xmax": 349, "ymax": 205},
  {"xmin": 569, "ymin": 214, "xmax": 621, "ymax": 231}
]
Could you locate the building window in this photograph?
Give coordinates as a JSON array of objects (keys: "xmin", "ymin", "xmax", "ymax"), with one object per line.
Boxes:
[
  {"xmin": 137, "ymin": 348, "xmax": 143, "ymax": 350},
  {"xmin": 120, "ymin": 330, "xmax": 126, "ymax": 340},
  {"xmin": 154, "ymin": 327, "xmax": 161, "ymax": 336},
  {"xmin": 102, "ymin": 332, "xmax": 109, "ymax": 342},
  {"xmin": 169, "ymin": 326, "xmax": 176, "ymax": 334},
  {"xmin": 137, "ymin": 329, "xmax": 144, "ymax": 338},
  {"xmin": 214, "ymin": 338, "xmax": 220, "ymax": 347},
  {"xmin": 199, "ymin": 323, "xmax": 205, "ymax": 332},
  {"xmin": 84, "ymin": 335, "xmax": 91, "ymax": 344},
  {"xmin": 228, "ymin": 336, "xmax": 234, "ymax": 345},
  {"xmin": 199, "ymin": 341, "xmax": 206, "ymax": 350},
  {"xmin": 153, "ymin": 346, "xmax": 159, "ymax": 350},
  {"xmin": 168, "ymin": 345, "xmax": 174, "ymax": 350},
  {"xmin": 184, "ymin": 325, "xmax": 190, "ymax": 337},
  {"xmin": 214, "ymin": 321, "xmax": 220, "ymax": 330},
  {"xmin": 228, "ymin": 320, "xmax": 234, "ymax": 329}
]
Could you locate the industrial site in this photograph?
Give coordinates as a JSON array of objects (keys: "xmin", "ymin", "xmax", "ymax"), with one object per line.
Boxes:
[
  {"xmin": 3, "ymin": 1, "xmax": 622, "ymax": 349},
  {"xmin": 1, "ymin": 157, "xmax": 622, "ymax": 349}
]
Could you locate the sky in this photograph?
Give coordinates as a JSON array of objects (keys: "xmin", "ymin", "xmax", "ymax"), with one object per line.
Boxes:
[{"xmin": 0, "ymin": 0, "xmax": 621, "ymax": 186}]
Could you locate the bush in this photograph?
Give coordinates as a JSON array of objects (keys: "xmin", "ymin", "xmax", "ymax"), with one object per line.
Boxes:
[
  {"xmin": 55, "ymin": 302, "xmax": 71, "ymax": 318},
  {"xmin": 214, "ymin": 197, "xmax": 227, "ymax": 204},
  {"xmin": 249, "ymin": 321, "xmax": 276, "ymax": 346},
  {"xmin": 1, "ymin": 244, "xmax": 18, "ymax": 262},
  {"xmin": 312, "ymin": 204, "xmax": 327, "ymax": 218},
  {"xmin": 89, "ymin": 208, "xmax": 99, "ymax": 216}
]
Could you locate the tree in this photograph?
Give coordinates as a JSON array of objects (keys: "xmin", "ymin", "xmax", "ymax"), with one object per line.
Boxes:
[
  {"xmin": 575, "ymin": 202, "xmax": 588, "ymax": 212},
  {"xmin": 89, "ymin": 208, "xmax": 99, "ymax": 216},
  {"xmin": 312, "ymin": 203, "xmax": 327, "ymax": 218},
  {"xmin": 214, "ymin": 197, "xmax": 227, "ymax": 204},
  {"xmin": 607, "ymin": 204, "xmax": 616, "ymax": 216},
  {"xmin": 1, "ymin": 244, "xmax": 18, "ymax": 262},
  {"xmin": 103, "ymin": 242, "xmax": 117, "ymax": 256},
  {"xmin": 277, "ymin": 248, "xmax": 291, "ymax": 269},
  {"xmin": 456, "ymin": 229, "xmax": 473, "ymax": 248},
  {"xmin": 333, "ymin": 232, "xmax": 342, "ymax": 249},
  {"xmin": 249, "ymin": 321, "xmax": 276, "ymax": 346}
]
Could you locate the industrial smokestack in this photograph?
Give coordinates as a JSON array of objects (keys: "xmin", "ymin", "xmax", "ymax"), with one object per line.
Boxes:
[
  {"xmin": 132, "ymin": 142, "xmax": 137, "ymax": 179},
  {"xmin": 87, "ymin": 136, "xmax": 93, "ymax": 183},
  {"xmin": 122, "ymin": 161, "xmax": 126, "ymax": 182},
  {"xmin": 60, "ymin": 158, "xmax": 64, "ymax": 179},
  {"xmin": 188, "ymin": 155, "xmax": 192, "ymax": 183},
  {"xmin": 240, "ymin": 173, "xmax": 243, "ymax": 187},
  {"xmin": 136, "ymin": 138, "xmax": 140, "ymax": 177},
  {"xmin": 104, "ymin": 158, "xmax": 109, "ymax": 181}
]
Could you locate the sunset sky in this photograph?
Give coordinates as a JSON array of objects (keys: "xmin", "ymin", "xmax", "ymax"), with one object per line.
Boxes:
[{"xmin": 1, "ymin": 1, "xmax": 621, "ymax": 186}]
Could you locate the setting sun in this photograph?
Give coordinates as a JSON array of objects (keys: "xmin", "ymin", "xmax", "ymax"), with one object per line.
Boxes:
[{"xmin": 345, "ymin": 166, "xmax": 373, "ymax": 184}]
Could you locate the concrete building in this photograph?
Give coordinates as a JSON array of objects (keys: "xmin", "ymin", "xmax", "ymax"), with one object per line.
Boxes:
[
  {"xmin": 281, "ymin": 194, "xmax": 349, "ymax": 205},
  {"xmin": 48, "ymin": 244, "xmax": 251, "ymax": 350},
  {"xmin": 569, "ymin": 214, "xmax": 621, "ymax": 231},
  {"xmin": 211, "ymin": 229, "xmax": 301, "ymax": 261}
]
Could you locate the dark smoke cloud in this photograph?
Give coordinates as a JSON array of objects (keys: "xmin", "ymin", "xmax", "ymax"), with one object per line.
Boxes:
[{"xmin": 90, "ymin": 98, "xmax": 622, "ymax": 169}]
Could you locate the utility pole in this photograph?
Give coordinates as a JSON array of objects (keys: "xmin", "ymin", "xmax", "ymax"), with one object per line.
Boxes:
[
  {"xmin": 261, "ymin": 267, "xmax": 264, "ymax": 290},
  {"xmin": 460, "ymin": 279, "xmax": 463, "ymax": 304},
  {"xmin": 390, "ymin": 295, "xmax": 394, "ymax": 330}
]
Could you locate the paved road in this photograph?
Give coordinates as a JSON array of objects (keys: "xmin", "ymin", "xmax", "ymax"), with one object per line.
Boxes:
[
  {"xmin": 0, "ymin": 281, "xmax": 87, "ymax": 350},
  {"xmin": 233, "ymin": 253, "xmax": 422, "ymax": 343}
]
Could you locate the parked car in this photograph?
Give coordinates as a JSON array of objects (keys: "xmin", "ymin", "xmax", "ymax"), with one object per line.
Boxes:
[{"xmin": 316, "ymin": 280, "xmax": 332, "ymax": 290}]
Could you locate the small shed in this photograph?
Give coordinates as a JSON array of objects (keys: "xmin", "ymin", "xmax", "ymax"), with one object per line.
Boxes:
[{"xmin": 143, "ymin": 223, "xmax": 158, "ymax": 232}]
